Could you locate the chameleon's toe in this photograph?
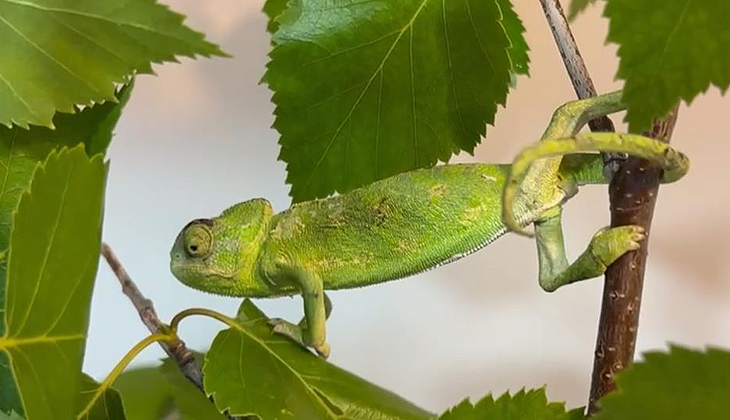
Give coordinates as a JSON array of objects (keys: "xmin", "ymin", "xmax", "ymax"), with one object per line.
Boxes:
[
  {"xmin": 269, "ymin": 318, "xmax": 306, "ymax": 348},
  {"xmin": 590, "ymin": 225, "xmax": 647, "ymax": 267},
  {"xmin": 315, "ymin": 342, "xmax": 331, "ymax": 359}
]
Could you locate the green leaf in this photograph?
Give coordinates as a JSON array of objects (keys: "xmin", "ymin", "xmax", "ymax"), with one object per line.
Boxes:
[
  {"xmin": 594, "ymin": 345, "xmax": 730, "ymax": 419},
  {"xmin": 0, "ymin": 0, "xmax": 226, "ymax": 129},
  {"xmin": 567, "ymin": 0, "xmax": 600, "ymax": 21},
  {"xmin": 0, "ymin": 146, "xmax": 107, "ymax": 419},
  {"xmin": 605, "ymin": 0, "xmax": 730, "ymax": 132},
  {"xmin": 266, "ymin": 0, "xmax": 514, "ymax": 201},
  {"xmin": 439, "ymin": 388, "xmax": 580, "ymax": 420},
  {"xmin": 496, "ymin": 0, "xmax": 529, "ymax": 76},
  {"xmin": 76, "ymin": 374, "xmax": 126, "ymax": 420},
  {"xmin": 204, "ymin": 299, "xmax": 434, "ymax": 420},
  {"xmin": 115, "ymin": 361, "xmax": 226, "ymax": 420},
  {"xmin": 262, "ymin": 0, "xmax": 288, "ymax": 35}
]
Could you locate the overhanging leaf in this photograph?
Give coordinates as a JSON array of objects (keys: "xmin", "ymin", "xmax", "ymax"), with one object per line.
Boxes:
[
  {"xmin": 496, "ymin": 0, "xmax": 529, "ymax": 76},
  {"xmin": 439, "ymin": 388, "xmax": 582, "ymax": 420},
  {"xmin": 76, "ymin": 374, "xmax": 125, "ymax": 420},
  {"xmin": 0, "ymin": 0, "xmax": 226, "ymax": 129},
  {"xmin": 605, "ymin": 0, "xmax": 730, "ymax": 132},
  {"xmin": 0, "ymin": 146, "xmax": 107, "ymax": 419},
  {"xmin": 262, "ymin": 0, "xmax": 288, "ymax": 35},
  {"xmin": 266, "ymin": 0, "xmax": 515, "ymax": 201},
  {"xmin": 594, "ymin": 345, "xmax": 730, "ymax": 419},
  {"xmin": 567, "ymin": 0, "xmax": 600, "ymax": 21},
  {"xmin": 204, "ymin": 299, "xmax": 434, "ymax": 420}
]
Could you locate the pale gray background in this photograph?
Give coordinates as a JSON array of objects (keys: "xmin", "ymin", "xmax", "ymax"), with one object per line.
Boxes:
[{"xmin": 85, "ymin": 1, "xmax": 730, "ymax": 412}]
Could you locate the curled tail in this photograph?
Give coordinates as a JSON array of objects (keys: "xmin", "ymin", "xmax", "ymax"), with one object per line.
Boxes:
[{"xmin": 502, "ymin": 132, "xmax": 690, "ymax": 234}]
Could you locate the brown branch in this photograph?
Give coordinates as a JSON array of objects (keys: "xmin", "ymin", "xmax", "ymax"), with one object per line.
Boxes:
[
  {"xmin": 100, "ymin": 243, "xmax": 245, "ymax": 420},
  {"xmin": 587, "ymin": 106, "xmax": 680, "ymax": 413}
]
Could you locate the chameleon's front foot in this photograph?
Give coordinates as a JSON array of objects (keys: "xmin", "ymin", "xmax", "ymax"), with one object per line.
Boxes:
[{"xmin": 268, "ymin": 318, "xmax": 331, "ymax": 359}]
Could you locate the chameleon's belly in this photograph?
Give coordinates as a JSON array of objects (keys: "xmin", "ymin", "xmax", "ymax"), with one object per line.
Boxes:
[{"xmin": 265, "ymin": 163, "xmax": 510, "ymax": 289}]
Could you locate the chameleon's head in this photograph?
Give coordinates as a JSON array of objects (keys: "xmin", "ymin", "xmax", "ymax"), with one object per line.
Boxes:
[{"xmin": 170, "ymin": 199, "xmax": 274, "ymax": 297}]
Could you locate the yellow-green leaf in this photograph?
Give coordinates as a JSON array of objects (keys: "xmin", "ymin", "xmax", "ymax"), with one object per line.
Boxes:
[
  {"xmin": 204, "ymin": 300, "xmax": 434, "ymax": 420},
  {"xmin": 0, "ymin": 0, "xmax": 226, "ymax": 129},
  {"xmin": 0, "ymin": 146, "xmax": 107, "ymax": 419}
]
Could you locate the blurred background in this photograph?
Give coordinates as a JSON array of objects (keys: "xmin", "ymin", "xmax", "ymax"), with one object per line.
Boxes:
[{"xmin": 85, "ymin": 0, "xmax": 730, "ymax": 413}]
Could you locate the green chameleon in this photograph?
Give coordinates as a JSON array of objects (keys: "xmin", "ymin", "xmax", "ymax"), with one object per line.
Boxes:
[{"xmin": 170, "ymin": 91, "xmax": 688, "ymax": 358}]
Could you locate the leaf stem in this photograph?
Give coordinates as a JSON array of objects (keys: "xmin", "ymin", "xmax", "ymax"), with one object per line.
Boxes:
[
  {"xmin": 77, "ymin": 332, "xmax": 173, "ymax": 419},
  {"xmin": 169, "ymin": 308, "xmax": 238, "ymax": 332}
]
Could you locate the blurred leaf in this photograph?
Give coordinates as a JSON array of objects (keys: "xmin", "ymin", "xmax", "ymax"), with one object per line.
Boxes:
[
  {"xmin": 262, "ymin": 0, "xmax": 288, "ymax": 35},
  {"xmin": 605, "ymin": 0, "xmax": 730, "ymax": 132},
  {"xmin": 594, "ymin": 345, "xmax": 730, "ymax": 420},
  {"xmin": 439, "ymin": 388, "xmax": 580, "ymax": 420},
  {"xmin": 76, "ymin": 374, "xmax": 125, "ymax": 420},
  {"xmin": 204, "ymin": 299, "xmax": 434, "ymax": 420},
  {"xmin": 0, "ymin": 0, "xmax": 226, "ymax": 129},
  {"xmin": 266, "ymin": 0, "xmax": 514, "ymax": 201},
  {"xmin": 0, "ymin": 410, "xmax": 23, "ymax": 420},
  {"xmin": 496, "ymin": 0, "xmax": 529, "ymax": 76},
  {"xmin": 116, "ymin": 360, "xmax": 226, "ymax": 420},
  {"xmin": 115, "ymin": 366, "xmax": 174, "ymax": 420},
  {"xmin": 567, "ymin": 0, "xmax": 600, "ymax": 21},
  {"xmin": 0, "ymin": 146, "xmax": 107, "ymax": 419}
]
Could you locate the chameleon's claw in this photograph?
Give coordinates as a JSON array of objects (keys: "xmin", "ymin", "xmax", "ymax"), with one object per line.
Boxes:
[{"xmin": 268, "ymin": 318, "xmax": 331, "ymax": 359}]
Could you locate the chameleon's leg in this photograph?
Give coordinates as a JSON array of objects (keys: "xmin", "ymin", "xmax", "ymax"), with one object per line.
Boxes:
[
  {"xmin": 298, "ymin": 292, "xmax": 332, "ymax": 328},
  {"xmin": 503, "ymin": 132, "xmax": 689, "ymax": 233},
  {"xmin": 534, "ymin": 207, "xmax": 645, "ymax": 292},
  {"xmin": 269, "ymin": 270, "xmax": 330, "ymax": 358}
]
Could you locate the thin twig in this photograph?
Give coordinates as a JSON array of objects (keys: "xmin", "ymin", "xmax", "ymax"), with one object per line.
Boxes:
[
  {"xmin": 587, "ymin": 107, "xmax": 679, "ymax": 413},
  {"xmin": 100, "ymin": 243, "xmax": 244, "ymax": 420},
  {"xmin": 538, "ymin": 0, "xmax": 625, "ymax": 176}
]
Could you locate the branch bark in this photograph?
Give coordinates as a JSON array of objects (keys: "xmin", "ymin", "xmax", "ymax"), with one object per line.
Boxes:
[
  {"xmin": 587, "ymin": 107, "xmax": 679, "ymax": 413},
  {"xmin": 538, "ymin": 0, "xmax": 680, "ymax": 414},
  {"xmin": 100, "ymin": 243, "xmax": 244, "ymax": 420}
]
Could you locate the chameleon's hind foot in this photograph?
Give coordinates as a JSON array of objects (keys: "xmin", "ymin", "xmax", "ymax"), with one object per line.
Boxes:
[
  {"xmin": 268, "ymin": 318, "xmax": 331, "ymax": 359},
  {"xmin": 590, "ymin": 225, "xmax": 645, "ymax": 268}
]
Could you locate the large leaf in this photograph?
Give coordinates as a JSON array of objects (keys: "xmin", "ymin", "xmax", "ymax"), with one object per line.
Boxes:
[
  {"xmin": 605, "ymin": 0, "xmax": 730, "ymax": 132},
  {"xmin": 0, "ymin": 146, "xmax": 107, "ymax": 419},
  {"xmin": 115, "ymin": 360, "xmax": 226, "ymax": 420},
  {"xmin": 204, "ymin": 299, "xmax": 434, "ymax": 420},
  {"xmin": 76, "ymin": 374, "xmax": 125, "ymax": 420},
  {"xmin": 0, "ymin": 0, "xmax": 226, "ymax": 129},
  {"xmin": 266, "ymin": 0, "xmax": 515, "ymax": 201},
  {"xmin": 439, "ymin": 388, "xmax": 583, "ymax": 420},
  {"xmin": 594, "ymin": 345, "xmax": 730, "ymax": 419},
  {"xmin": 0, "ymin": 85, "xmax": 129, "ymax": 416}
]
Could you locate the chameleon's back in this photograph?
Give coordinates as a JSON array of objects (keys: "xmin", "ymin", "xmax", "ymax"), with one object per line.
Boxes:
[{"xmin": 262, "ymin": 163, "xmax": 511, "ymax": 289}]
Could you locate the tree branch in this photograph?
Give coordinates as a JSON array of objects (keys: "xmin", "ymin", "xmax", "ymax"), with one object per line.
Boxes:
[
  {"xmin": 587, "ymin": 106, "xmax": 680, "ymax": 413},
  {"xmin": 100, "ymin": 243, "xmax": 245, "ymax": 420}
]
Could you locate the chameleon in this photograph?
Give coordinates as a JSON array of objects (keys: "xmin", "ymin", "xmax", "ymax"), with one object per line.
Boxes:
[{"xmin": 170, "ymin": 91, "xmax": 689, "ymax": 358}]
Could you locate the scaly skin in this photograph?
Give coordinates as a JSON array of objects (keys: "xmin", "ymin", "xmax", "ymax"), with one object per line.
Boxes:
[{"xmin": 170, "ymin": 91, "xmax": 689, "ymax": 357}]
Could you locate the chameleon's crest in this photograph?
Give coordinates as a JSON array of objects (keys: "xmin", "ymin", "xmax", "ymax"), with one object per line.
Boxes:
[{"xmin": 170, "ymin": 199, "xmax": 274, "ymax": 297}]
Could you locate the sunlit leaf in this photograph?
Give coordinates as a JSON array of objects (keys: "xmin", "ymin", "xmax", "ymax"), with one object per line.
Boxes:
[
  {"xmin": 204, "ymin": 299, "xmax": 434, "ymax": 420},
  {"xmin": 0, "ymin": 146, "xmax": 107, "ymax": 419},
  {"xmin": 266, "ymin": 0, "xmax": 516, "ymax": 201},
  {"xmin": 0, "ymin": 0, "xmax": 225, "ymax": 128}
]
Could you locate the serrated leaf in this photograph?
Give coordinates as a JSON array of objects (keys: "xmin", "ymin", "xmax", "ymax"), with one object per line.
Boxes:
[
  {"xmin": 0, "ymin": 0, "xmax": 226, "ymax": 129},
  {"xmin": 439, "ymin": 388, "xmax": 579, "ymax": 420},
  {"xmin": 595, "ymin": 345, "xmax": 730, "ymax": 419},
  {"xmin": 266, "ymin": 0, "xmax": 514, "ymax": 201},
  {"xmin": 76, "ymin": 374, "xmax": 126, "ymax": 420},
  {"xmin": 0, "ymin": 146, "xmax": 107, "ymax": 419},
  {"xmin": 204, "ymin": 299, "xmax": 434, "ymax": 420},
  {"xmin": 567, "ymin": 0, "xmax": 600, "ymax": 21},
  {"xmin": 605, "ymin": 0, "xmax": 730, "ymax": 132},
  {"xmin": 263, "ymin": 0, "xmax": 288, "ymax": 35},
  {"xmin": 496, "ymin": 0, "xmax": 529, "ymax": 76}
]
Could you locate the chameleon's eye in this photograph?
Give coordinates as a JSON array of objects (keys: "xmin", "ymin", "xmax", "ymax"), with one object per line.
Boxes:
[{"xmin": 183, "ymin": 224, "xmax": 213, "ymax": 258}]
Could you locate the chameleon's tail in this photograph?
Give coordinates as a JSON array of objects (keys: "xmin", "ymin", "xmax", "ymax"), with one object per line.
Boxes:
[{"xmin": 502, "ymin": 132, "xmax": 690, "ymax": 233}]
